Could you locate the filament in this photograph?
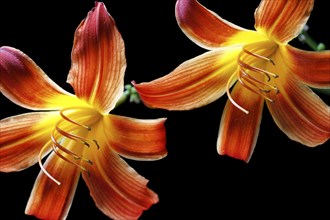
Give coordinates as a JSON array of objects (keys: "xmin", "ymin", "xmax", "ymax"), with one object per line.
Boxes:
[
  {"xmin": 51, "ymin": 130, "xmax": 93, "ymax": 165},
  {"xmin": 242, "ymin": 48, "xmax": 275, "ymax": 65},
  {"xmin": 38, "ymin": 142, "xmax": 61, "ymax": 185},
  {"xmin": 60, "ymin": 107, "xmax": 92, "ymax": 130},
  {"xmin": 226, "ymin": 72, "xmax": 249, "ymax": 114},
  {"xmin": 51, "ymin": 144, "xmax": 89, "ymax": 172},
  {"xmin": 238, "ymin": 69, "xmax": 278, "ymax": 102},
  {"xmin": 238, "ymin": 59, "xmax": 278, "ymax": 80},
  {"xmin": 55, "ymin": 120, "xmax": 92, "ymax": 147}
]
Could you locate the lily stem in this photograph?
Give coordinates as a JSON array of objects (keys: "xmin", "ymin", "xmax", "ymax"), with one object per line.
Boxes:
[
  {"xmin": 298, "ymin": 25, "xmax": 326, "ymax": 51},
  {"xmin": 298, "ymin": 25, "xmax": 329, "ymax": 96},
  {"xmin": 115, "ymin": 84, "xmax": 141, "ymax": 108}
]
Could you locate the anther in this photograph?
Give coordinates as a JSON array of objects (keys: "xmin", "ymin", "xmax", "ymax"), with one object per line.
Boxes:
[
  {"xmin": 93, "ymin": 140, "xmax": 100, "ymax": 149},
  {"xmin": 72, "ymin": 155, "xmax": 93, "ymax": 165}
]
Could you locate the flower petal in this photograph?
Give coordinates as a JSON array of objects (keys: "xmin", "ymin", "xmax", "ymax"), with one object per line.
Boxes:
[
  {"xmin": 0, "ymin": 46, "xmax": 76, "ymax": 110},
  {"xmin": 0, "ymin": 112, "xmax": 58, "ymax": 172},
  {"xmin": 254, "ymin": 0, "xmax": 314, "ymax": 44},
  {"xmin": 67, "ymin": 2, "xmax": 126, "ymax": 114},
  {"xmin": 217, "ymin": 83, "xmax": 264, "ymax": 162},
  {"xmin": 103, "ymin": 114, "xmax": 167, "ymax": 161},
  {"xmin": 281, "ymin": 45, "xmax": 330, "ymax": 88},
  {"xmin": 134, "ymin": 48, "xmax": 240, "ymax": 110},
  {"xmin": 82, "ymin": 122, "xmax": 158, "ymax": 220},
  {"xmin": 25, "ymin": 151, "xmax": 81, "ymax": 220},
  {"xmin": 267, "ymin": 75, "xmax": 330, "ymax": 147},
  {"xmin": 175, "ymin": 0, "xmax": 248, "ymax": 50}
]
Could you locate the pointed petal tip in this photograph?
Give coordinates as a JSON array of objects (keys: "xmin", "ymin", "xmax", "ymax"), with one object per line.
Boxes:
[
  {"xmin": 68, "ymin": 0, "xmax": 125, "ymax": 113},
  {"xmin": 0, "ymin": 45, "xmax": 75, "ymax": 110}
]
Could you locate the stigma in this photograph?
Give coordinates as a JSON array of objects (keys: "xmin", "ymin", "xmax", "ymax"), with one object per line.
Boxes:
[
  {"xmin": 39, "ymin": 106, "xmax": 102, "ymax": 185},
  {"xmin": 227, "ymin": 42, "xmax": 279, "ymax": 114}
]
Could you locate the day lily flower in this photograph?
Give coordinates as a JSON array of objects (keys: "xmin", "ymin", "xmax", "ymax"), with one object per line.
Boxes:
[
  {"xmin": 133, "ymin": 0, "xmax": 330, "ymax": 162},
  {"xmin": 0, "ymin": 2, "xmax": 167, "ymax": 219}
]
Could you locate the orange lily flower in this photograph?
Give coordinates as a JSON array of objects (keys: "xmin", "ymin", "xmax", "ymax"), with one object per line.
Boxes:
[
  {"xmin": 0, "ymin": 2, "xmax": 167, "ymax": 219},
  {"xmin": 134, "ymin": 0, "xmax": 330, "ymax": 162}
]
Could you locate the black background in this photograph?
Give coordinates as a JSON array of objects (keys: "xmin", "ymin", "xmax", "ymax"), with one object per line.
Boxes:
[{"xmin": 1, "ymin": 0, "xmax": 329, "ymax": 219}]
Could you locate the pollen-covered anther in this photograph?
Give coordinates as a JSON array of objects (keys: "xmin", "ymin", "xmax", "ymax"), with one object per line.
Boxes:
[{"xmin": 38, "ymin": 107, "xmax": 101, "ymax": 185}]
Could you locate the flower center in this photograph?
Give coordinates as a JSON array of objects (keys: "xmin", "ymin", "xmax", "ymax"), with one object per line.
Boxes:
[
  {"xmin": 39, "ymin": 106, "xmax": 102, "ymax": 185},
  {"xmin": 227, "ymin": 42, "xmax": 279, "ymax": 114}
]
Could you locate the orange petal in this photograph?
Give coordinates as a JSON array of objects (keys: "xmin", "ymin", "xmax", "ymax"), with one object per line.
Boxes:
[
  {"xmin": 217, "ymin": 83, "xmax": 264, "ymax": 162},
  {"xmin": 267, "ymin": 75, "xmax": 330, "ymax": 146},
  {"xmin": 281, "ymin": 45, "xmax": 330, "ymax": 88},
  {"xmin": 103, "ymin": 114, "xmax": 167, "ymax": 161},
  {"xmin": 134, "ymin": 48, "xmax": 240, "ymax": 110},
  {"xmin": 25, "ymin": 151, "xmax": 81, "ymax": 220},
  {"xmin": 0, "ymin": 47, "xmax": 76, "ymax": 110},
  {"xmin": 254, "ymin": 0, "xmax": 314, "ymax": 44},
  {"xmin": 67, "ymin": 2, "xmax": 126, "ymax": 114},
  {"xmin": 0, "ymin": 112, "xmax": 58, "ymax": 172},
  {"xmin": 82, "ymin": 127, "xmax": 158, "ymax": 220},
  {"xmin": 175, "ymin": 0, "xmax": 246, "ymax": 50}
]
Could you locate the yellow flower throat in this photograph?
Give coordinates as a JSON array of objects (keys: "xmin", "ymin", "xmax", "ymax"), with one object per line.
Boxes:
[{"xmin": 39, "ymin": 106, "xmax": 103, "ymax": 185}]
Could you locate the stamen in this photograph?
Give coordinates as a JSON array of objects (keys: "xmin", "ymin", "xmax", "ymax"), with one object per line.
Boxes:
[
  {"xmin": 55, "ymin": 120, "xmax": 96, "ymax": 148},
  {"xmin": 226, "ymin": 73, "xmax": 249, "ymax": 114},
  {"xmin": 238, "ymin": 68, "xmax": 278, "ymax": 102},
  {"xmin": 52, "ymin": 144, "xmax": 89, "ymax": 172},
  {"xmin": 243, "ymin": 48, "xmax": 275, "ymax": 65},
  {"xmin": 73, "ymin": 155, "xmax": 93, "ymax": 165},
  {"xmin": 239, "ymin": 48, "xmax": 278, "ymax": 79},
  {"xmin": 237, "ymin": 73, "xmax": 275, "ymax": 103},
  {"xmin": 237, "ymin": 71, "xmax": 261, "ymax": 95},
  {"xmin": 60, "ymin": 108, "xmax": 92, "ymax": 130},
  {"xmin": 51, "ymin": 130, "xmax": 93, "ymax": 165},
  {"xmin": 40, "ymin": 107, "xmax": 101, "ymax": 183},
  {"xmin": 238, "ymin": 59, "xmax": 279, "ymax": 81},
  {"xmin": 233, "ymin": 44, "xmax": 279, "ymax": 106},
  {"xmin": 38, "ymin": 142, "xmax": 61, "ymax": 185}
]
